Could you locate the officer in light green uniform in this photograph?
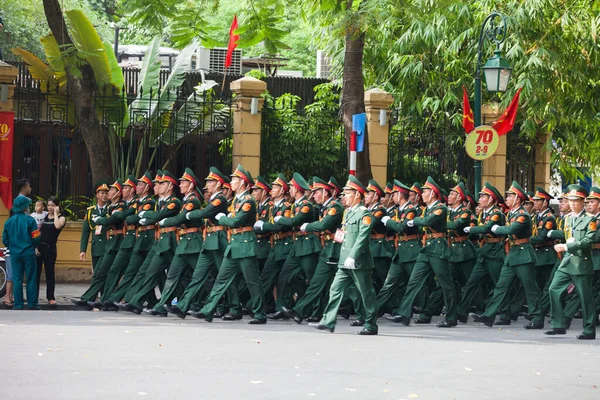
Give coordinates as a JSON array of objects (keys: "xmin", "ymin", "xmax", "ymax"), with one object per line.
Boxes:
[
  {"xmin": 365, "ymin": 180, "xmax": 393, "ymax": 291},
  {"xmin": 125, "ymin": 171, "xmax": 182, "ymax": 313},
  {"xmin": 546, "ymin": 184, "xmax": 597, "ymax": 340},
  {"xmin": 144, "ymin": 168, "xmax": 203, "ymax": 316},
  {"xmin": 377, "ymin": 180, "xmax": 421, "ymax": 315},
  {"xmin": 107, "ymin": 171, "xmax": 158, "ymax": 306},
  {"xmin": 473, "ymin": 181, "xmax": 543, "ymax": 329},
  {"xmin": 456, "ymin": 183, "xmax": 506, "ymax": 323},
  {"xmin": 193, "ymin": 164, "xmax": 267, "ymax": 324},
  {"xmin": 282, "ymin": 177, "xmax": 344, "ymax": 323},
  {"xmin": 268, "ymin": 172, "xmax": 321, "ymax": 319},
  {"xmin": 309, "ymin": 175, "xmax": 378, "ymax": 335},
  {"xmin": 255, "ymin": 174, "xmax": 293, "ymax": 313},
  {"xmin": 72, "ymin": 180, "xmax": 126, "ymax": 308},
  {"xmin": 79, "ymin": 181, "xmax": 109, "ymax": 272}
]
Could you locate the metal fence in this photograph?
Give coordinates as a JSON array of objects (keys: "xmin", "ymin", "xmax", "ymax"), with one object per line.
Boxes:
[{"xmin": 505, "ymin": 126, "xmax": 535, "ymax": 191}]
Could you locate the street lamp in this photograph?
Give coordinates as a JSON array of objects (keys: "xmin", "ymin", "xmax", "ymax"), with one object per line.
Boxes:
[{"xmin": 473, "ymin": 12, "xmax": 511, "ymax": 197}]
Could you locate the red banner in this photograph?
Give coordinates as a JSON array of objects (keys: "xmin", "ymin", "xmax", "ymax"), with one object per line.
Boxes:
[
  {"xmin": 225, "ymin": 15, "xmax": 239, "ymax": 69},
  {"xmin": 0, "ymin": 111, "xmax": 14, "ymax": 209},
  {"xmin": 462, "ymin": 86, "xmax": 474, "ymax": 133},
  {"xmin": 492, "ymin": 88, "xmax": 522, "ymax": 136}
]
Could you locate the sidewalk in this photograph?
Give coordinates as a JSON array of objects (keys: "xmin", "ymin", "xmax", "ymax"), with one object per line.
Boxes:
[{"xmin": 2, "ymin": 283, "xmax": 89, "ymax": 311}]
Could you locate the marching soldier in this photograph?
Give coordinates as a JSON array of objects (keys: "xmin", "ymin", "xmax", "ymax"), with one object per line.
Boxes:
[
  {"xmin": 365, "ymin": 180, "xmax": 393, "ymax": 291},
  {"xmin": 309, "ymin": 175, "xmax": 378, "ymax": 335},
  {"xmin": 79, "ymin": 181, "xmax": 109, "ymax": 271},
  {"xmin": 472, "ymin": 181, "xmax": 543, "ymax": 329},
  {"xmin": 386, "ymin": 177, "xmax": 457, "ymax": 327},
  {"xmin": 546, "ymin": 184, "xmax": 597, "ymax": 340}
]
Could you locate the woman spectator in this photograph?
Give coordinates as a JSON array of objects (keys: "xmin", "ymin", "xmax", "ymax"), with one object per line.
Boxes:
[{"xmin": 36, "ymin": 196, "xmax": 66, "ymax": 307}]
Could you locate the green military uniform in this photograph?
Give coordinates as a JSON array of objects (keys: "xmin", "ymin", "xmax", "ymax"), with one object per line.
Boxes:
[
  {"xmin": 283, "ymin": 178, "xmax": 344, "ymax": 322},
  {"xmin": 312, "ymin": 175, "xmax": 378, "ymax": 334},
  {"xmin": 456, "ymin": 183, "xmax": 506, "ymax": 322},
  {"xmin": 79, "ymin": 181, "xmax": 110, "ymax": 271},
  {"xmin": 148, "ymin": 169, "xmax": 204, "ymax": 315},
  {"xmin": 388, "ymin": 177, "xmax": 457, "ymax": 326},
  {"xmin": 547, "ymin": 185, "xmax": 597, "ymax": 339},
  {"xmin": 477, "ymin": 181, "xmax": 543, "ymax": 328},
  {"xmin": 197, "ymin": 165, "xmax": 266, "ymax": 323},
  {"xmin": 366, "ymin": 180, "xmax": 393, "ymax": 291}
]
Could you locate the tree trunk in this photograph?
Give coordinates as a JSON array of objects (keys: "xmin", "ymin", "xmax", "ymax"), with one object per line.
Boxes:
[
  {"xmin": 43, "ymin": 0, "xmax": 113, "ymax": 184},
  {"xmin": 341, "ymin": 1, "xmax": 372, "ymax": 184}
]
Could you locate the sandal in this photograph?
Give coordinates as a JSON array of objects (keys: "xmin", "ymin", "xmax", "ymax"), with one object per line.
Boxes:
[{"xmin": 3, "ymin": 301, "xmax": 13, "ymax": 309}]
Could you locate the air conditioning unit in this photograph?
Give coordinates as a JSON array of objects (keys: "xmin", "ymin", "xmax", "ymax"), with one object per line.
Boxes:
[
  {"xmin": 194, "ymin": 47, "xmax": 242, "ymax": 74},
  {"xmin": 316, "ymin": 50, "xmax": 331, "ymax": 79}
]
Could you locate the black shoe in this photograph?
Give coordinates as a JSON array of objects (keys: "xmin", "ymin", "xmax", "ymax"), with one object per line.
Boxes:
[
  {"xmin": 357, "ymin": 327, "xmax": 378, "ymax": 335},
  {"xmin": 213, "ymin": 311, "xmax": 224, "ymax": 319},
  {"xmin": 143, "ymin": 308, "xmax": 167, "ymax": 317},
  {"xmin": 437, "ymin": 320, "xmax": 457, "ymax": 328},
  {"xmin": 385, "ymin": 314, "xmax": 410, "ymax": 326},
  {"xmin": 350, "ymin": 320, "xmax": 365, "ymax": 327},
  {"xmin": 309, "ymin": 322, "xmax": 334, "ymax": 333},
  {"xmin": 222, "ymin": 313, "xmax": 243, "ymax": 321},
  {"xmin": 306, "ymin": 316, "xmax": 320, "ymax": 323},
  {"xmin": 457, "ymin": 314, "xmax": 468, "ymax": 324},
  {"xmin": 71, "ymin": 299, "xmax": 92, "ymax": 310},
  {"xmin": 413, "ymin": 318, "xmax": 432, "ymax": 324},
  {"xmin": 102, "ymin": 303, "xmax": 119, "ymax": 311},
  {"xmin": 163, "ymin": 304, "xmax": 178, "ymax": 314},
  {"xmin": 168, "ymin": 305, "xmax": 186, "ymax": 320},
  {"xmin": 545, "ymin": 328, "xmax": 567, "ymax": 335},
  {"xmin": 495, "ymin": 319, "xmax": 511, "ymax": 326},
  {"xmin": 87, "ymin": 300, "xmax": 103, "ymax": 309},
  {"xmin": 248, "ymin": 318, "xmax": 267, "ymax": 325},
  {"xmin": 472, "ymin": 314, "xmax": 493, "ymax": 327},
  {"xmin": 523, "ymin": 313, "xmax": 534, "ymax": 321},
  {"xmin": 189, "ymin": 310, "xmax": 211, "ymax": 322},
  {"xmin": 115, "ymin": 302, "xmax": 129, "ymax": 311},
  {"xmin": 338, "ymin": 309, "xmax": 350, "ymax": 320},
  {"xmin": 524, "ymin": 321, "xmax": 544, "ymax": 329},
  {"xmin": 412, "ymin": 306, "xmax": 423, "ymax": 314},
  {"xmin": 267, "ymin": 311, "xmax": 289, "ymax": 320},
  {"xmin": 573, "ymin": 310, "xmax": 583, "ymax": 319},
  {"xmin": 241, "ymin": 307, "xmax": 251, "ymax": 315},
  {"xmin": 566, "ymin": 318, "xmax": 572, "ymax": 330},
  {"xmin": 282, "ymin": 306, "xmax": 303, "ymax": 324},
  {"xmin": 125, "ymin": 304, "xmax": 142, "ymax": 315},
  {"xmin": 576, "ymin": 332, "xmax": 596, "ymax": 340},
  {"xmin": 510, "ymin": 314, "xmax": 519, "ymax": 322}
]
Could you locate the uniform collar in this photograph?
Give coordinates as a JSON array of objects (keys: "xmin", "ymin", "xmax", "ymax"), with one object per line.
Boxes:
[
  {"xmin": 295, "ymin": 195, "xmax": 307, "ymax": 205},
  {"xmin": 427, "ymin": 200, "xmax": 439, "ymax": 210}
]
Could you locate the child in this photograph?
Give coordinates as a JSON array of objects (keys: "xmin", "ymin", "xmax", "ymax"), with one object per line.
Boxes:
[{"xmin": 30, "ymin": 200, "xmax": 48, "ymax": 230}]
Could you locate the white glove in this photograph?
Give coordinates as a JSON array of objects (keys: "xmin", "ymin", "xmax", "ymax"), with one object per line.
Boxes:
[
  {"xmin": 139, "ymin": 218, "xmax": 148, "ymax": 226},
  {"xmin": 344, "ymin": 257, "xmax": 356, "ymax": 269},
  {"xmin": 138, "ymin": 211, "xmax": 146, "ymax": 218},
  {"xmin": 274, "ymin": 216, "xmax": 282, "ymax": 223},
  {"xmin": 407, "ymin": 220, "xmax": 414, "ymax": 227},
  {"xmin": 92, "ymin": 216, "xmax": 101, "ymax": 223},
  {"xmin": 381, "ymin": 216, "xmax": 391, "ymax": 225},
  {"xmin": 254, "ymin": 220, "xmax": 264, "ymax": 230},
  {"xmin": 463, "ymin": 226, "xmax": 471, "ymax": 234},
  {"xmin": 158, "ymin": 219, "xmax": 166, "ymax": 227},
  {"xmin": 546, "ymin": 230, "xmax": 553, "ymax": 238},
  {"xmin": 491, "ymin": 224, "xmax": 499, "ymax": 233},
  {"xmin": 300, "ymin": 223, "xmax": 308, "ymax": 232},
  {"xmin": 554, "ymin": 243, "xmax": 567, "ymax": 252},
  {"xmin": 185, "ymin": 212, "xmax": 191, "ymax": 220},
  {"xmin": 215, "ymin": 213, "xmax": 225, "ymax": 221}
]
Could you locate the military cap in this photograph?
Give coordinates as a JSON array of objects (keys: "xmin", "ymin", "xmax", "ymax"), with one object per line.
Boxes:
[
  {"xmin": 252, "ymin": 175, "xmax": 272, "ymax": 193},
  {"xmin": 308, "ymin": 178, "xmax": 314, "ymax": 191},
  {"xmin": 152, "ymin": 170, "xmax": 163, "ymax": 183},
  {"xmin": 343, "ymin": 175, "xmax": 367, "ymax": 195},
  {"xmin": 12, "ymin": 195, "xmax": 32, "ymax": 213},
  {"xmin": 328, "ymin": 177, "xmax": 341, "ymax": 194},
  {"xmin": 465, "ymin": 189, "xmax": 476, "ymax": 207},
  {"xmin": 289, "ymin": 172, "xmax": 310, "ymax": 192},
  {"xmin": 161, "ymin": 170, "xmax": 178, "ymax": 186},
  {"xmin": 180, "ymin": 167, "xmax": 200, "ymax": 187},
  {"xmin": 272, "ymin": 173, "xmax": 289, "ymax": 192},
  {"xmin": 479, "ymin": 182, "xmax": 502, "ymax": 203},
  {"xmin": 392, "ymin": 179, "xmax": 410, "ymax": 194},
  {"xmin": 123, "ymin": 175, "xmax": 137, "ymax": 188},
  {"xmin": 450, "ymin": 182, "xmax": 467, "ymax": 200},
  {"xmin": 422, "ymin": 176, "xmax": 442, "ymax": 198},
  {"xmin": 205, "ymin": 166, "xmax": 228, "ymax": 185},
  {"xmin": 110, "ymin": 179, "xmax": 124, "ymax": 192},
  {"xmin": 441, "ymin": 188, "xmax": 448, "ymax": 203},
  {"xmin": 506, "ymin": 180, "xmax": 528, "ymax": 201},
  {"xmin": 566, "ymin": 184, "xmax": 588, "ymax": 200},
  {"xmin": 231, "ymin": 164, "xmax": 253, "ymax": 185},
  {"xmin": 588, "ymin": 186, "xmax": 600, "ymax": 200},
  {"xmin": 525, "ymin": 191, "xmax": 535, "ymax": 203},
  {"xmin": 367, "ymin": 180, "xmax": 384, "ymax": 197},
  {"xmin": 94, "ymin": 180, "xmax": 110, "ymax": 193},
  {"xmin": 410, "ymin": 182, "xmax": 422, "ymax": 196},
  {"xmin": 532, "ymin": 186, "xmax": 553, "ymax": 201},
  {"xmin": 223, "ymin": 181, "xmax": 232, "ymax": 191},
  {"xmin": 311, "ymin": 177, "xmax": 332, "ymax": 192},
  {"xmin": 384, "ymin": 182, "xmax": 393, "ymax": 194},
  {"xmin": 138, "ymin": 171, "xmax": 154, "ymax": 188},
  {"xmin": 557, "ymin": 187, "xmax": 569, "ymax": 200}
]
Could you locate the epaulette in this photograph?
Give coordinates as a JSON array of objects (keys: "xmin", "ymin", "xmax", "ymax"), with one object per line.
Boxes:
[
  {"xmin": 284, "ymin": 202, "xmax": 291, "ymax": 207},
  {"xmin": 519, "ymin": 209, "xmax": 525, "ymax": 213},
  {"xmin": 268, "ymin": 200, "xmax": 274, "ymax": 206}
]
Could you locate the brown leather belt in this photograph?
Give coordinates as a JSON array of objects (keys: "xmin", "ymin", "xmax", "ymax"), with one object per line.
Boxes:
[
  {"xmin": 509, "ymin": 237, "xmax": 530, "ymax": 247},
  {"xmin": 387, "ymin": 235, "xmax": 397, "ymax": 242},
  {"xmin": 425, "ymin": 233, "xmax": 446, "ymax": 239},
  {"xmin": 138, "ymin": 225, "xmax": 155, "ymax": 232},
  {"xmin": 107, "ymin": 228, "xmax": 124, "ymax": 238},
  {"xmin": 256, "ymin": 233, "xmax": 271, "ymax": 240},
  {"xmin": 370, "ymin": 233, "xmax": 386, "ymax": 240},
  {"xmin": 399, "ymin": 234, "xmax": 419, "ymax": 242},
  {"xmin": 483, "ymin": 237, "xmax": 504, "ymax": 243},
  {"xmin": 449, "ymin": 235, "xmax": 469, "ymax": 243},
  {"xmin": 592, "ymin": 243, "xmax": 600, "ymax": 250},
  {"xmin": 293, "ymin": 231, "xmax": 318, "ymax": 240},
  {"xmin": 179, "ymin": 227, "xmax": 200, "ymax": 236},
  {"xmin": 205, "ymin": 226, "xmax": 226, "ymax": 233},
  {"xmin": 126, "ymin": 225, "xmax": 137, "ymax": 231},
  {"xmin": 160, "ymin": 227, "xmax": 178, "ymax": 234},
  {"xmin": 534, "ymin": 241, "xmax": 555, "ymax": 248},
  {"xmin": 230, "ymin": 227, "xmax": 254, "ymax": 235},
  {"xmin": 320, "ymin": 231, "xmax": 334, "ymax": 247},
  {"xmin": 272, "ymin": 232, "xmax": 293, "ymax": 241}
]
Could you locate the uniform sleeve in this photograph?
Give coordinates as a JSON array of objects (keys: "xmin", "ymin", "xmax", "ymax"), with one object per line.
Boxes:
[
  {"xmin": 494, "ymin": 215, "xmax": 528, "ymax": 237},
  {"xmin": 80, "ymin": 210, "xmax": 91, "ymax": 253},
  {"xmin": 348, "ymin": 211, "xmax": 374, "ymax": 260},
  {"xmin": 96, "ymin": 204, "xmax": 127, "ymax": 226},
  {"xmin": 163, "ymin": 200, "xmax": 201, "ymax": 227},
  {"xmin": 446, "ymin": 212, "xmax": 471, "ymax": 231},
  {"xmin": 548, "ymin": 230, "xmax": 565, "ymax": 240},
  {"xmin": 144, "ymin": 199, "xmax": 181, "ymax": 222},
  {"xmin": 305, "ymin": 207, "xmax": 342, "ymax": 232},
  {"xmin": 218, "ymin": 200, "xmax": 255, "ymax": 228},
  {"xmin": 385, "ymin": 209, "xmax": 417, "ymax": 234},
  {"xmin": 412, "ymin": 207, "xmax": 446, "ymax": 228},
  {"xmin": 470, "ymin": 212, "xmax": 502, "ymax": 235},
  {"xmin": 277, "ymin": 203, "xmax": 314, "ymax": 227},
  {"xmin": 187, "ymin": 197, "xmax": 224, "ymax": 222},
  {"xmin": 567, "ymin": 218, "xmax": 597, "ymax": 253},
  {"xmin": 30, "ymin": 218, "xmax": 42, "ymax": 246},
  {"xmin": 2, "ymin": 220, "xmax": 9, "ymax": 247},
  {"xmin": 530, "ymin": 216, "xmax": 556, "ymax": 245}
]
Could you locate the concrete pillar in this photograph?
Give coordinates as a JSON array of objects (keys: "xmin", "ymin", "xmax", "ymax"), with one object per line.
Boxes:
[
  {"xmin": 480, "ymin": 103, "xmax": 507, "ymax": 193},
  {"xmin": 534, "ymin": 132, "xmax": 551, "ymax": 190},
  {"xmin": 230, "ymin": 77, "xmax": 267, "ymax": 177},
  {"xmin": 0, "ymin": 61, "xmax": 18, "ymax": 236},
  {"xmin": 364, "ymin": 88, "xmax": 394, "ymax": 185}
]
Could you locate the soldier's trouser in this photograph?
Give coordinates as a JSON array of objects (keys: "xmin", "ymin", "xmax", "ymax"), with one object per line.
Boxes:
[
  {"xmin": 91, "ymin": 255, "xmax": 104, "ymax": 273},
  {"xmin": 396, "ymin": 255, "xmax": 457, "ymax": 321},
  {"xmin": 260, "ymin": 253, "xmax": 285, "ymax": 309},
  {"xmin": 457, "ymin": 257, "xmax": 503, "ymax": 317},
  {"xmin": 275, "ymin": 252, "xmax": 319, "ymax": 311},
  {"xmin": 153, "ymin": 253, "xmax": 200, "ymax": 312},
  {"xmin": 175, "ymin": 250, "xmax": 222, "ymax": 314},
  {"xmin": 11, "ymin": 255, "xmax": 38, "ymax": 309},
  {"xmin": 506, "ymin": 262, "xmax": 554, "ymax": 319},
  {"xmin": 320, "ymin": 268, "xmax": 378, "ymax": 331},
  {"xmin": 372, "ymin": 257, "xmax": 391, "ymax": 292},
  {"xmin": 563, "ymin": 269, "xmax": 600, "ymax": 320},
  {"xmin": 200, "ymin": 255, "xmax": 265, "ymax": 321},
  {"xmin": 483, "ymin": 261, "xmax": 543, "ymax": 325},
  {"xmin": 120, "ymin": 248, "xmax": 155, "ymax": 303},
  {"xmin": 549, "ymin": 269, "xmax": 595, "ymax": 335},
  {"xmin": 99, "ymin": 247, "xmax": 134, "ymax": 302},
  {"xmin": 239, "ymin": 256, "xmax": 268, "ymax": 306},
  {"xmin": 81, "ymin": 249, "xmax": 119, "ymax": 302},
  {"xmin": 293, "ymin": 259, "xmax": 337, "ymax": 318},
  {"xmin": 376, "ymin": 260, "xmax": 412, "ymax": 315},
  {"xmin": 540, "ymin": 260, "xmax": 560, "ymax": 316},
  {"xmin": 128, "ymin": 251, "xmax": 174, "ymax": 309}
]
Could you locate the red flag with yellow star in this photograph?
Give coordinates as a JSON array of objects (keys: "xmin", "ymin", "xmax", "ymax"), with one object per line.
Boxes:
[
  {"xmin": 462, "ymin": 86, "xmax": 474, "ymax": 133},
  {"xmin": 492, "ymin": 88, "xmax": 522, "ymax": 136}
]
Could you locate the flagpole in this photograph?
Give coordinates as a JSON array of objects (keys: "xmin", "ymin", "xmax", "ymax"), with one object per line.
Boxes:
[{"xmin": 221, "ymin": 67, "xmax": 228, "ymax": 95}]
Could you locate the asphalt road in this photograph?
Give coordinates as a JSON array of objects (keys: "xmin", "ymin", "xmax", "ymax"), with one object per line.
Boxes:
[{"xmin": 1, "ymin": 307, "xmax": 599, "ymax": 400}]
